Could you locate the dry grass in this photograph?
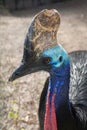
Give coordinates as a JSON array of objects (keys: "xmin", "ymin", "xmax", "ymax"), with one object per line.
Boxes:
[{"xmin": 0, "ymin": 0, "xmax": 87, "ymax": 130}]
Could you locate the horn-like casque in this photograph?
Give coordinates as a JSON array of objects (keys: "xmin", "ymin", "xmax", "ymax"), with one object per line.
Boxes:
[{"xmin": 24, "ymin": 9, "xmax": 60, "ymax": 55}]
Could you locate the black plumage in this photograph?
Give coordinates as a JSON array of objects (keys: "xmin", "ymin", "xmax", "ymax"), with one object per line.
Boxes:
[{"xmin": 39, "ymin": 50, "xmax": 87, "ymax": 130}]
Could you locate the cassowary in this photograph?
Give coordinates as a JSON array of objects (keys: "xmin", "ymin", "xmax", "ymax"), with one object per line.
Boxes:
[{"xmin": 9, "ymin": 9, "xmax": 87, "ymax": 130}]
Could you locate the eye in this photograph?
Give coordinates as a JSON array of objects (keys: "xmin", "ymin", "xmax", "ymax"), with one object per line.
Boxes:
[
  {"xmin": 59, "ymin": 56, "xmax": 63, "ymax": 62},
  {"xmin": 43, "ymin": 57, "xmax": 51, "ymax": 64}
]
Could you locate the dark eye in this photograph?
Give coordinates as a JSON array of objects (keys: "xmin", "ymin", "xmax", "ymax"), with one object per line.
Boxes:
[
  {"xmin": 43, "ymin": 57, "xmax": 51, "ymax": 64},
  {"xmin": 59, "ymin": 56, "xmax": 63, "ymax": 62}
]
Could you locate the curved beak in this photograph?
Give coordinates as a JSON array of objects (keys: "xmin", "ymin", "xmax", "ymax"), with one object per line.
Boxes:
[
  {"xmin": 9, "ymin": 57, "xmax": 50, "ymax": 82},
  {"xmin": 9, "ymin": 59, "xmax": 41, "ymax": 82},
  {"xmin": 9, "ymin": 63, "xmax": 31, "ymax": 82}
]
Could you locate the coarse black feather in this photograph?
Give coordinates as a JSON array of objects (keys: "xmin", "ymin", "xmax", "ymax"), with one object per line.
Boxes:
[
  {"xmin": 39, "ymin": 50, "xmax": 87, "ymax": 130},
  {"xmin": 69, "ymin": 50, "xmax": 87, "ymax": 127},
  {"xmin": 38, "ymin": 78, "xmax": 49, "ymax": 130}
]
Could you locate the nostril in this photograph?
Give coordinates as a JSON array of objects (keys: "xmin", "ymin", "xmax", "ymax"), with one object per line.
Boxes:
[
  {"xmin": 15, "ymin": 73, "xmax": 19, "ymax": 76},
  {"xmin": 15, "ymin": 71, "xmax": 20, "ymax": 76}
]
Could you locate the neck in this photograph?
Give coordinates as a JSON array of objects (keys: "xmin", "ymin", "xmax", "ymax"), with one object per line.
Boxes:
[
  {"xmin": 50, "ymin": 64, "xmax": 70, "ymax": 111},
  {"xmin": 44, "ymin": 62, "xmax": 71, "ymax": 130}
]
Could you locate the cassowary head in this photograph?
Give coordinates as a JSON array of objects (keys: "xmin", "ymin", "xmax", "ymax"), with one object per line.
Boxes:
[{"xmin": 9, "ymin": 9, "xmax": 69, "ymax": 81}]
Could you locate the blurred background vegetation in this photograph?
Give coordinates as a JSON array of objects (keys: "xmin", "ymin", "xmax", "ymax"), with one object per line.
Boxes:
[{"xmin": 0, "ymin": 0, "xmax": 67, "ymax": 10}]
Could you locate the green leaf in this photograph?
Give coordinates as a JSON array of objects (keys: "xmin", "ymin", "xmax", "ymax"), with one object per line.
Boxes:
[{"xmin": 8, "ymin": 111, "xmax": 18, "ymax": 120}]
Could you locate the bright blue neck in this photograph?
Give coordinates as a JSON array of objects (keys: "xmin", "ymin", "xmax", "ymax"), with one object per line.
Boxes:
[{"xmin": 48, "ymin": 62, "xmax": 70, "ymax": 111}]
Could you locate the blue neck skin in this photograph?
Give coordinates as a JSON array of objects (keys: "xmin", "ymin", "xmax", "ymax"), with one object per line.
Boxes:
[
  {"xmin": 48, "ymin": 61, "xmax": 70, "ymax": 112},
  {"xmin": 42, "ymin": 44, "xmax": 71, "ymax": 115}
]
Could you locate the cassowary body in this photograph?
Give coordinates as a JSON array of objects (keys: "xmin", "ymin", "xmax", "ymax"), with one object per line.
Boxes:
[
  {"xmin": 39, "ymin": 50, "xmax": 87, "ymax": 130},
  {"xmin": 9, "ymin": 9, "xmax": 87, "ymax": 130}
]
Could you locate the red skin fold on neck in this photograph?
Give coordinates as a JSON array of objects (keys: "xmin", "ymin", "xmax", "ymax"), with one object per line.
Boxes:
[{"xmin": 44, "ymin": 92, "xmax": 58, "ymax": 130}]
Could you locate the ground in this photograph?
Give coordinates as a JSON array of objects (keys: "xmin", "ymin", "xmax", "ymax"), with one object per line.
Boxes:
[{"xmin": 0, "ymin": 0, "xmax": 87, "ymax": 130}]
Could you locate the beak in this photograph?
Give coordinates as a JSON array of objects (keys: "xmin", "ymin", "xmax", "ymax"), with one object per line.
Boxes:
[
  {"xmin": 9, "ymin": 58, "xmax": 43, "ymax": 82},
  {"xmin": 9, "ymin": 56, "xmax": 50, "ymax": 82},
  {"xmin": 9, "ymin": 59, "xmax": 50, "ymax": 82},
  {"xmin": 9, "ymin": 63, "xmax": 32, "ymax": 82},
  {"xmin": 9, "ymin": 63, "xmax": 37, "ymax": 81}
]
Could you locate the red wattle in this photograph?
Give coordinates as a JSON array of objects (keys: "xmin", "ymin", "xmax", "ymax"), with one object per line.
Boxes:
[
  {"xmin": 51, "ymin": 93, "xmax": 58, "ymax": 130},
  {"xmin": 44, "ymin": 92, "xmax": 51, "ymax": 130},
  {"xmin": 44, "ymin": 92, "xmax": 58, "ymax": 130}
]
